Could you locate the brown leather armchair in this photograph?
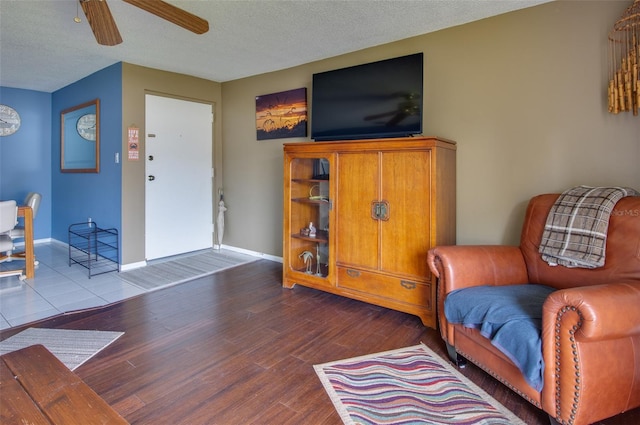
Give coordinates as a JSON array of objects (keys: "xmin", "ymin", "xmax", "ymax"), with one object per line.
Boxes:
[{"xmin": 427, "ymin": 194, "xmax": 640, "ymax": 425}]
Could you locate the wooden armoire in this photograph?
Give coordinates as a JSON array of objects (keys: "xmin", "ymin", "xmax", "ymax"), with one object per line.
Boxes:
[{"xmin": 282, "ymin": 136, "xmax": 456, "ymax": 328}]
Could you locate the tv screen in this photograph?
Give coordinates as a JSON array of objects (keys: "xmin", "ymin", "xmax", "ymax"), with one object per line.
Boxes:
[{"xmin": 311, "ymin": 53, "xmax": 423, "ymax": 141}]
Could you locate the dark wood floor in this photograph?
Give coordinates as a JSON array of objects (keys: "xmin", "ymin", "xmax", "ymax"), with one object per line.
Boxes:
[{"xmin": 1, "ymin": 259, "xmax": 638, "ymax": 424}]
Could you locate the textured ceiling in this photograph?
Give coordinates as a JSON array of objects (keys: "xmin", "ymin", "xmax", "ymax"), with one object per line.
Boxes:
[{"xmin": 0, "ymin": 0, "xmax": 552, "ymax": 93}]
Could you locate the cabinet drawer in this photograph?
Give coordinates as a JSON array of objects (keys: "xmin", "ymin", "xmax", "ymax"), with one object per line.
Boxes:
[{"xmin": 337, "ymin": 267, "xmax": 431, "ymax": 309}]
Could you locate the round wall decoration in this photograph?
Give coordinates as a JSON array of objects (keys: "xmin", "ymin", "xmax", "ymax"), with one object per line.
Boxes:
[
  {"xmin": 76, "ymin": 113, "xmax": 97, "ymax": 141},
  {"xmin": 0, "ymin": 104, "xmax": 21, "ymax": 136}
]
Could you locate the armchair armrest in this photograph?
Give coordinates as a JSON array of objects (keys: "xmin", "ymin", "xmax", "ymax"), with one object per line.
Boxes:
[
  {"xmin": 543, "ymin": 283, "xmax": 640, "ymax": 341},
  {"xmin": 541, "ymin": 283, "xmax": 640, "ymax": 425},
  {"xmin": 427, "ymin": 245, "xmax": 530, "ymax": 293},
  {"xmin": 427, "ymin": 245, "xmax": 530, "ymax": 342}
]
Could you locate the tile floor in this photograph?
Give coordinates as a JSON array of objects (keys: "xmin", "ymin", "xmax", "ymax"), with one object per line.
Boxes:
[{"xmin": 0, "ymin": 242, "xmax": 145, "ymax": 330}]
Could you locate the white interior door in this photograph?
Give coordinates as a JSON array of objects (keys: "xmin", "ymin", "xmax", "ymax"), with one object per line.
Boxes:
[{"xmin": 145, "ymin": 95, "xmax": 213, "ymax": 260}]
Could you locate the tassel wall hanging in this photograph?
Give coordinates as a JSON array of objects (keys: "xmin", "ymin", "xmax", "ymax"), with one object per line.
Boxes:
[{"xmin": 608, "ymin": 0, "xmax": 640, "ymax": 115}]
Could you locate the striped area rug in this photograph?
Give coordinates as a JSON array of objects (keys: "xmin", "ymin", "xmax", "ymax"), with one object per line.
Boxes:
[
  {"xmin": 0, "ymin": 328, "xmax": 123, "ymax": 370},
  {"xmin": 314, "ymin": 343, "xmax": 525, "ymax": 425},
  {"xmin": 120, "ymin": 249, "xmax": 257, "ymax": 292}
]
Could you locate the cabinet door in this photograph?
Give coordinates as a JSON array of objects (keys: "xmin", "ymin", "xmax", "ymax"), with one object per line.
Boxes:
[
  {"xmin": 336, "ymin": 152, "xmax": 379, "ymax": 269},
  {"xmin": 284, "ymin": 155, "xmax": 332, "ymax": 282},
  {"xmin": 336, "ymin": 149, "xmax": 432, "ymax": 279},
  {"xmin": 380, "ymin": 150, "xmax": 431, "ymax": 278}
]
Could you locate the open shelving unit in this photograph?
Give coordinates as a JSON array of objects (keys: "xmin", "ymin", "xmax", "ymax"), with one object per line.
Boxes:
[{"xmin": 68, "ymin": 222, "xmax": 119, "ymax": 278}]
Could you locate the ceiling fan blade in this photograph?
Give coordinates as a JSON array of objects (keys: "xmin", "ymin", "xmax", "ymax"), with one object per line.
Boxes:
[
  {"xmin": 80, "ymin": 0, "xmax": 123, "ymax": 46},
  {"xmin": 123, "ymin": 0, "xmax": 209, "ymax": 34}
]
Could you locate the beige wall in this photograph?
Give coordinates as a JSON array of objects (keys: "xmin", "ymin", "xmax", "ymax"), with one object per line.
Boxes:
[
  {"xmin": 221, "ymin": 0, "xmax": 639, "ymax": 257},
  {"xmin": 121, "ymin": 64, "xmax": 222, "ymax": 265}
]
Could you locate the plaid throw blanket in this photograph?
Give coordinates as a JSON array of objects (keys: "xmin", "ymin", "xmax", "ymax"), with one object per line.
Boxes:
[{"xmin": 539, "ymin": 186, "xmax": 639, "ymax": 268}]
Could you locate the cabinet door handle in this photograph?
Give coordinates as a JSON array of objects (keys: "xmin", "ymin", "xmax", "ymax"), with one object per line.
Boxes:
[
  {"xmin": 371, "ymin": 201, "xmax": 380, "ymax": 220},
  {"xmin": 346, "ymin": 269, "xmax": 360, "ymax": 278},
  {"xmin": 370, "ymin": 201, "xmax": 390, "ymax": 220},
  {"xmin": 401, "ymin": 280, "xmax": 416, "ymax": 290},
  {"xmin": 379, "ymin": 200, "xmax": 389, "ymax": 221}
]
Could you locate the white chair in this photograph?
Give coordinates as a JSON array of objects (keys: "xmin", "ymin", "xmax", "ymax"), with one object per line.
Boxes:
[
  {"xmin": 3, "ymin": 192, "xmax": 41, "ymax": 265},
  {"xmin": 0, "ymin": 200, "xmax": 25, "ymax": 281}
]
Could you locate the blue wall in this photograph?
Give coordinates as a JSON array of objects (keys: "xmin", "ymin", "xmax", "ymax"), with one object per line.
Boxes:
[
  {"xmin": 51, "ymin": 63, "xmax": 122, "ymax": 244},
  {"xmin": 0, "ymin": 87, "xmax": 52, "ymax": 240},
  {"xmin": 1, "ymin": 62, "xmax": 123, "ymax": 259}
]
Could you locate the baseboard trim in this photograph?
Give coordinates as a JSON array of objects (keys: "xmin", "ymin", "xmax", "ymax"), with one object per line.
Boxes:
[
  {"xmin": 13, "ymin": 237, "xmax": 53, "ymax": 248},
  {"xmin": 120, "ymin": 261, "xmax": 147, "ymax": 272},
  {"xmin": 47, "ymin": 238, "xmax": 282, "ymax": 270},
  {"xmin": 218, "ymin": 244, "xmax": 282, "ymax": 264}
]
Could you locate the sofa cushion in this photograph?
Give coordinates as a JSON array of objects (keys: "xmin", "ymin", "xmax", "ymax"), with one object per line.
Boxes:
[{"xmin": 444, "ymin": 284, "xmax": 556, "ymax": 391}]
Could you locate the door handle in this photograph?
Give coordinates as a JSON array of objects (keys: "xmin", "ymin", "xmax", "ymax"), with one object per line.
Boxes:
[
  {"xmin": 370, "ymin": 201, "xmax": 390, "ymax": 220},
  {"xmin": 148, "ymin": 155, "xmax": 154, "ymax": 161},
  {"xmin": 148, "ymin": 175, "xmax": 155, "ymax": 181},
  {"xmin": 401, "ymin": 280, "xmax": 416, "ymax": 290},
  {"xmin": 379, "ymin": 200, "xmax": 389, "ymax": 221},
  {"xmin": 346, "ymin": 269, "xmax": 360, "ymax": 278},
  {"xmin": 371, "ymin": 201, "xmax": 380, "ymax": 220}
]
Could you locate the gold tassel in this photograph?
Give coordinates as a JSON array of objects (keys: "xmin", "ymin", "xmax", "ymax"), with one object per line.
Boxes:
[
  {"xmin": 618, "ymin": 70, "xmax": 626, "ymax": 111},
  {"xmin": 608, "ymin": 0, "xmax": 640, "ymax": 116},
  {"xmin": 609, "ymin": 80, "xmax": 615, "ymax": 112}
]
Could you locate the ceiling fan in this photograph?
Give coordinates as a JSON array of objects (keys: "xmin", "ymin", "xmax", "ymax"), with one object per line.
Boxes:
[{"xmin": 79, "ymin": 0, "xmax": 209, "ymax": 46}]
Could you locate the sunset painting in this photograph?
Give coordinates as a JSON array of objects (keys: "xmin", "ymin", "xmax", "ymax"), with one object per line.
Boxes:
[{"xmin": 256, "ymin": 88, "xmax": 307, "ymax": 140}]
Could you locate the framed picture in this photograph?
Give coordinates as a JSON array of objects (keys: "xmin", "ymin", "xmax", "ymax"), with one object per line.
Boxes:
[
  {"xmin": 256, "ymin": 88, "xmax": 307, "ymax": 140},
  {"xmin": 61, "ymin": 99, "xmax": 100, "ymax": 173}
]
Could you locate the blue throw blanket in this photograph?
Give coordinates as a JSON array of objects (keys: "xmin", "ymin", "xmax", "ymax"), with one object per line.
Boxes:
[{"xmin": 444, "ymin": 284, "xmax": 556, "ymax": 391}]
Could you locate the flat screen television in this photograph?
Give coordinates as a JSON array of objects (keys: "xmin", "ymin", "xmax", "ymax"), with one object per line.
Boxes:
[{"xmin": 311, "ymin": 53, "xmax": 423, "ymax": 141}]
